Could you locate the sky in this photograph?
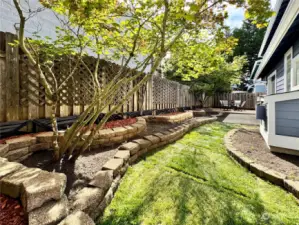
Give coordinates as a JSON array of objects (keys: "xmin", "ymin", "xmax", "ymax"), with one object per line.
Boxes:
[{"xmin": 225, "ymin": 0, "xmax": 277, "ymax": 29}]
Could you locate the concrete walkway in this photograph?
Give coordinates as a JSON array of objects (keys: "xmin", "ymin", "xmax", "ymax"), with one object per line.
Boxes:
[{"xmin": 217, "ymin": 112, "xmax": 259, "ymax": 125}]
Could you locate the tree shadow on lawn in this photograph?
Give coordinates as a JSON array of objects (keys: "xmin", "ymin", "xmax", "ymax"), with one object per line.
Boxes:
[{"xmin": 100, "ymin": 122, "xmax": 298, "ymax": 225}]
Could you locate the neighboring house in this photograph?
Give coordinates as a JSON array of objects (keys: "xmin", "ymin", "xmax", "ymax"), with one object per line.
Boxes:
[{"xmin": 252, "ymin": 0, "xmax": 299, "ymax": 155}]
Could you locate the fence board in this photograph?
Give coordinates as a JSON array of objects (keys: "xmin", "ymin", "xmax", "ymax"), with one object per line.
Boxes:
[{"xmin": 5, "ymin": 33, "xmax": 19, "ymax": 121}]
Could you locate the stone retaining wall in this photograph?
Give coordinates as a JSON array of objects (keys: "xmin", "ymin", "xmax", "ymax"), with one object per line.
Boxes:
[
  {"xmin": 0, "ymin": 117, "xmax": 146, "ymax": 163},
  {"xmin": 69, "ymin": 117, "xmax": 217, "ymax": 222},
  {"xmin": 224, "ymin": 129, "xmax": 299, "ymax": 199},
  {"xmin": 145, "ymin": 111, "xmax": 193, "ymax": 124},
  {"xmin": 0, "ymin": 116, "xmax": 216, "ymax": 225}
]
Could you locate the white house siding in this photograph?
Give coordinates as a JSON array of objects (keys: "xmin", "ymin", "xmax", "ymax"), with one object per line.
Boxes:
[
  {"xmin": 276, "ymin": 98, "xmax": 299, "ymax": 138},
  {"xmin": 276, "ymin": 58, "xmax": 285, "ymax": 93}
]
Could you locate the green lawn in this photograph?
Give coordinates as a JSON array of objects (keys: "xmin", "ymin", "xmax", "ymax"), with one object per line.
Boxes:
[{"xmin": 100, "ymin": 122, "xmax": 299, "ymax": 225}]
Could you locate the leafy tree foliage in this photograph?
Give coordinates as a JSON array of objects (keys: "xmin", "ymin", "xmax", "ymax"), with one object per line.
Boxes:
[{"xmin": 13, "ymin": 0, "xmax": 272, "ymax": 160}]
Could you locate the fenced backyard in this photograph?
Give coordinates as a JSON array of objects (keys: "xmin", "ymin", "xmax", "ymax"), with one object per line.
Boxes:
[{"xmin": 0, "ymin": 31, "xmax": 257, "ymax": 125}]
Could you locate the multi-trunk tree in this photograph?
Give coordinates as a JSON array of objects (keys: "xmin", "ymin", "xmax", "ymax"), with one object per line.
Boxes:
[{"xmin": 12, "ymin": 0, "xmax": 272, "ymax": 161}]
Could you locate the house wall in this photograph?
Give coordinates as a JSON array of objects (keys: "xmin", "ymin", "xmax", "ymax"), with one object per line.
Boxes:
[{"xmin": 276, "ymin": 98, "xmax": 299, "ymax": 137}]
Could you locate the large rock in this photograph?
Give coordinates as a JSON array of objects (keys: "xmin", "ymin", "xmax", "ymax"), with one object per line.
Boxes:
[
  {"xmin": 35, "ymin": 132, "xmax": 54, "ymax": 143},
  {"xmin": 132, "ymin": 139, "xmax": 152, "ymax": 149},
  {"xmin": 21, "ymin": 171, "xmax": 66, "ymax": 212},
  {"xmin": 4, "ymin": 147, "xmax": 29, "ymax": 161},
  {"xmin": 72, "ymin": 187, "xmax": 105, "ymax": 215},
  {"xmin": 29, "ymin": 195, "xmax": 69, "ymax": 225},
  {"xmin": 0, "ymin": 144, "xmax": 9, "ymax": 157},
  {"xmin": 0, "ymin": 167, "xmax": 41, "ymax": 198},
  {"xmin": 0, "ymin": 161, "xmax": 23, "ymax": 179},
  {"xmin": 58, "ymin": 211, "xmax": 95, "ymax": 225},
  {"xmin": 89, "ymin": 170, "xmax": 113, "ymax": 191},
  {"xmin": 5, "ymin": 136, "xmax": 36, "ymax": 150},
  {"xmin": 102, "ymin": 158, "xmax": 124, "ymax": 177},
  {"xmin": 119, "ymin": 142, "xmax": 140, "ymax": 155}
]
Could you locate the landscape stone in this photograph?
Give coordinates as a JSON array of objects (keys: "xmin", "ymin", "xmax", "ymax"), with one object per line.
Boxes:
[
  {"xmin": 123, "ymin": 125, "xmax": 137, "ymax": 133},
  {"xmin": 114, "ymin": 150, "xmax": 130, "ymax": 161},
  {"xmin": 58, "ymin": 211, "xmax": 95, "ymax": 225},
  {"xmin": 264, "ymin": 169, "xmax": 285, "ymax": 186},
  {"xmin": 129, "ymin": 154, "xmax": 138, "ymax": 164},
  {"xmin": 0, "ymin": 161, "xmax": 23, "ymax": 179},
  {"xmin": 4, "ymin": 147, "xmax": 29, "ymax": 161},
  {"xmin": 109, "ymin": 135, "xmax": 124, "ymax": 143},
  {"xmin": 96, "ymin": 129, "xmax": 115, "ymax": 138},
  {"xmin": 284, "ymin": 180, "xmax": 299, "ymax": 198},
  {"xmin": 131, "ymin": 123, "xmax": 145, "ymax": 131},
  {"xmin": 119, "ymin": 142, "xmax": 140, "ymax": 155},
  {"xmin": 102, "ymin": 158, "xmax": 124, "ymax": 176},
  {"xmin": 153, "ymin": 133, "xmax": 168, "ymax": 142},
  {"xmin": 89, "ymin": 170, "xmax": 113, "ymax": 191},
  {"xmin": 0, "ymin": 157, "xmax": 8, "ymax": 163},
  {"xmin": 21, "ymin": 171, "xmax": 66, "ymax": 212},
  {"xmin": 5, "ymin": 136, "xmax": 36, "ymax": 150},
  {"xmin": 0, "ymin": 144, "xmax": 9, "ymax": 157},
  {"xmin": 35, "ymin": 132, "xmax": 54, "ymax": 143},
  {"xmin": 72, "ymin": 187, "xmax": 105, "ymax": 214},
  {"xmin": 144, "ymin": 135, "xmax": 160, "ymax": 144},
  {"xmin": 90, "ymin": 189, "xmax": 113, "ymax": 219},
  {"xmin": 29, "ymin": 143, "xmax": 51, "ymax": 152},
  {"xmin": 0, "ymin": 167, "xmax": 41, "ymax": 198},
  {"xmin": 132, "ymin": 139, "xmax": 151, "ymax": 149},
  {"xmin": 29, "ymin": 195, "xmax": 69, "ymax": 225},
  {"xmin": 112, "ymin": 127, "xmax": 128, "ymax": 136},
  {"xmin": 249, "ymin": 163, "xmax": 268, "ymax": 178}
]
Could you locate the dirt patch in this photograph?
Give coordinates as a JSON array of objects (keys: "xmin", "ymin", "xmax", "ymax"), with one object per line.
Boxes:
[
  {"xmin": 0, "ymin": 194, "xmax": 27, "ymax": 225},
  {"xmin": 232, "ymin": 129, "xmax": 299, "ymax": 180}
]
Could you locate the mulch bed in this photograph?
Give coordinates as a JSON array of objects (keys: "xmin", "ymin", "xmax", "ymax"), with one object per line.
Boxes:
[
  {"xmin": 0, "ymin": 194, "xmax": 27, "ymax": 225},
  {"xmin": 232, "ymin": 128, "xmax": 299, "ymax": 180},
  {"xmin": 0, "ymin": 118, "xmax": 137, "ymax": 144}
]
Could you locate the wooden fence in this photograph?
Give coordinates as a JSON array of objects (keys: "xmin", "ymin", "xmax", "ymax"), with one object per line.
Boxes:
[
  {"xmin": 0, "ymin": 32, "xmax": 199, "ymax": 123},
  {"xmin": 0, "ymin": 31, "xmax": 258, "ymax": 123}
]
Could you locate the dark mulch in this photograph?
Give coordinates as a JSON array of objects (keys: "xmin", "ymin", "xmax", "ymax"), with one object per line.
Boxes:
[
  {"xmin": 232, "ymin": 128, "xmax": 299, "ymax": 180},
  {"xmin": 0, "ymin": 194, "xmax": 27, "ymax": 225}
]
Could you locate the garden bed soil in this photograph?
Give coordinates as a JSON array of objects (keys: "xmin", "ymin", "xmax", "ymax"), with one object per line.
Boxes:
[
  {"xmin": 0, "ymin": 194, "xmax": 27, "ymax": 225},
  {"xmin": 232, "ymin": 128, "xmax": 299, "ymax": 180}
]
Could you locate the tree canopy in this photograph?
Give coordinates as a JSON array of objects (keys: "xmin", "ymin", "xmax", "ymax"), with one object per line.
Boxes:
[{"xmin": 13, "ymin": 0, "xmax": 273, "ymax": 160}]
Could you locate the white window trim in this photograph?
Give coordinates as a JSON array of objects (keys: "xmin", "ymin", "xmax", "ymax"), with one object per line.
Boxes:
[
  {"xmin": 292, "ymin": 54, "xmax": 299, "ymax": 91},
  {"xmin": 267, "ymin": 71, "xmax": 276, "ymax": 95},
  {"xmin": 284, "ymin": 47, "xmax": 293, "ymax": 92}
]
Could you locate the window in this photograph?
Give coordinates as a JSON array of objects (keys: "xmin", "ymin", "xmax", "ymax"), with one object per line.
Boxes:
[
  {"xmin": 292, "ymin": 54, "xmax": 299, "ymax": 90},
  {"xmin": 267, "ymin": 71, "xmax": 276, "ymax": 95},
  {"xmin": 284, "ymin": 48, "xmax": 292, "ymax": 92}
]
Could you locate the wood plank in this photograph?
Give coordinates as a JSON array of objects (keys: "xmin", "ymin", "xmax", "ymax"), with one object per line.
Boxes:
[
  {"xmin": 5, "ymin": 33, "xmax": 19, "ymax": 121},
  {"xmin": 0, "ymin": 32, "xmax": 6, "ymax": 122}
]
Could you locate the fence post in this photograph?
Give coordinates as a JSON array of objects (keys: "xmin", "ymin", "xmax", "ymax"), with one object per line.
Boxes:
[{"xmin": 5, "ymin": 33, "xmax": 19, "ymax": 121}]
